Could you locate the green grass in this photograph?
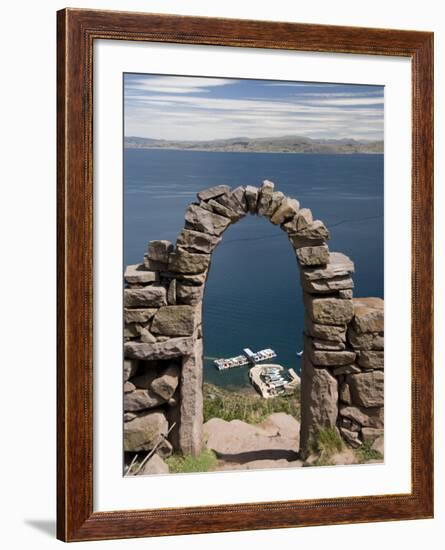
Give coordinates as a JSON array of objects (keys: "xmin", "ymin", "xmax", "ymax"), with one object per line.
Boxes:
[
  {"xmin": 165, "ymin": 449, "xmax": 218, "ymax": 474},
  {"xmin": 203, "ymin": 383, "xmax": 300, "ymax": 425},
  {"xmin": 308, "ymin": 427, "xmax": 345, "ymax": 466},
  {"xmin": 355, "ymin": 440, "xmax": 383, "ymax": 463}
]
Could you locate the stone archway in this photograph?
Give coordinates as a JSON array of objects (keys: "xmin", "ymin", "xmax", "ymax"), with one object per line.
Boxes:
[{"xmin": 123, "ymin": 180, "xmax": 384, "ymax": 461}]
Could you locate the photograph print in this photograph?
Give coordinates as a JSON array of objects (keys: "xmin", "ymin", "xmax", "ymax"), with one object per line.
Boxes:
[{"xmin": 122, "ymin": 73, "xmax": 384, "ymax": 476}]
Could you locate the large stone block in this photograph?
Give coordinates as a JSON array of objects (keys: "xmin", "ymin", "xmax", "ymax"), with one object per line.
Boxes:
[
  {"xmin": 351, "ymin": 297, "xmax": 384, "ymax": 334},
  {"xmin": 304, "ymin": 315, "xmax": 346, "ymax": 342},
  {"xmin": 347, "ymin": 327, "xmax": 384, "ymax": 350},
  {"xmin": 147, "ymin": 240, "xmax": 174, "ymax": 263},
  {"xmin": 214, "ymin": 192, "xmax": 246, "ymax": 220},
  {"xmin": 312, "ymin": 338, "xmax": 345, "ymax": 351},
  {"xmin": 300, "ymin": 356, "xmax": 338, "ymax": 454},
  {"xmin": 300, "ymin": 252, "xmax": 354, "ymax": 287},
  {"xmin": 124, "ymin": 286, "xmax": 167, "ymax": 308},
  {"xmin": 124, "ymin": 337, "xmax": 194, "ymax": 360},
  {"xmin": 124, "ymin": 383, "xmax": 136, "ymax": 394},
  {"xmin": 256, "ymin": 180, "xmax": 275, "ymax": 216},
  {"xmin": 339, "ymin": 404, "xmax": 384, "ymax": 429},
  {"xmin": 179, "ymin": 338, "xmax": 204, "ymax": 457},
  {"xmin": 282, "ymin": 207, "xmax": 312, "ymax": 233},
  {"xmin": 124, "ymin": 388, "xmax": 166, "ymax": 412},
  {"xmin": 296, "ymin": 244, "xmax": 329, "ymax": 266},
  {"xmin": 124, "ymin": 410, "xmax": 168, "ymax": 452},
  {"xmin": 288, "ymin": 220, "xmax": 330, "ymax": 248},
  {"xmin": 176, "ymin": 228, "xmax": 221, "ymax": 254},
  {"xmin": 151, "ymin": 364, "xmax": 180, "ymax": 400},
  {"xmin": 333, "ymin": 364, "xmax": 361, "ymax": 376},
  {"xmin": 124, "ymin": 308, "xmax": 157, "ymax": 324},
  {"xmin": 347, "ymin": 371, "xmax": 384, "ymax": 407},
  {"xmin": 301, "ymin": 274, "xmax": 354, "ymax": 294},
  {"xmin": 175, "ymin": 271, "xmax": 207, "ymax": 285},
  {"xmin": 208, "ymin": 198, "xmax": 236, "ymax": 220},
  {"xmin": 143, "ymin": 255, "xmax": 168, "ymax": 271},
  {"xmin": 197, "ymin": 185, "xmax": 230, "ymax": 201},
  {"xmin": 358, "ymin": 350, "xmax": 384, "ymax": 369},
  {"xmin": 176, "ymin": 283, "xmax": 204, "ymax": 305},
  {"xmin": 151, "ymin": 305, "xmax": 197, "ymax": 336},
  {"xmin": 124, "ymin": 264, "xmax": 159, "ymax": 284},
  {"xmin": 138, "ymin": 453, "xmax": 170, "ymax": 475},
  {"xmin": 231, "ymin": 186, "xmax": 248, "ymax": 211},
  {"xmin": 197, "ymin": 200, "xmax": 214, "ymax": 212},
  {"xmin": 270, "ymin": 196, "xmax": 300, "ymax": 225},
  {"xmin": 361, "ymin": 427, "xmax": 384, "ymax": 442},
  {"xmin": 263, "ymin": 191, "xmax": 285, "ymax": 218},
  {"xmin": 168, "ymin": 247, "xmax": 211, "ymax": 274},
  {"xmin": 304, "ymin": 294, "xmax": 354, "ymax": 325},
  {"xmin": 139, "ymin": 328, "xmax": 157, "ymax": 344},
  {"xmin": 307, "ymin": 342, "xmax": 356, "ymax": 366},
  {"xmin": 245, "ymin": 186, "xmax": 259, "ymax": 213},
  {"xmin": 184, "ymin": 204, "xmax": 231, "ymax": 236}
]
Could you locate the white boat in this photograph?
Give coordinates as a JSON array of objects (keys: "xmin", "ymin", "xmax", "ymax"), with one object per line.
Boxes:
[{"xmin": 214, "ymin": 347, "xmax": 277, "ymax": 370}]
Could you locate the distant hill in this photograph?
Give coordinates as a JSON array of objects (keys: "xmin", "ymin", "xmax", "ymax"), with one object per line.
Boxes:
[{"xmin": 124, "ymin": 135, "xmax": 383, "ymax": 154}]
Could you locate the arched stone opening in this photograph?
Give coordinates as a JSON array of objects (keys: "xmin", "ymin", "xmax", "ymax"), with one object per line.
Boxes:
[{"xmin": 123, "ymin": 180, "xmax": 384, "ymax": 463}]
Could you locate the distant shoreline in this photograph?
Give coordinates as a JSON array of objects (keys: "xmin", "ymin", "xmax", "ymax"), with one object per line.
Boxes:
[
  {"xmin": 124, "ymin": 145, "xmax": 383, "ymax": 155},
  {"xmin": 124, "ymin": 135, "xmax": 383, "ymax": 155}
]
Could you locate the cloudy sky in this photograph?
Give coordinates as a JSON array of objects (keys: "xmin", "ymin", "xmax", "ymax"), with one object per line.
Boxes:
[{"xmin": 124, "ymin": 74, "xmax": 384, "ymax": 142}]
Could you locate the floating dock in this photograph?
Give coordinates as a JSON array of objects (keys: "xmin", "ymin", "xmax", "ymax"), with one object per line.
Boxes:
[
  {"xmin": 214, "ymin": 348, "xmax": 277, "ymax": 371},
  {"xmin": 249, "ymin": 364, "xmax": 301, "ymax": 399}
]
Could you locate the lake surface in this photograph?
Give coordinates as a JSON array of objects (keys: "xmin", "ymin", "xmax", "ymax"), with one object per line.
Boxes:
[{"xmin": 124, "ymin": 149, "xmax": 384, "ymax": 389}]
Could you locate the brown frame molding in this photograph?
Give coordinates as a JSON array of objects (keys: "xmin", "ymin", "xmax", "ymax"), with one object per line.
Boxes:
[{"xmin": 57, "ymin": 8, "xmax": 434, "ymax": 542}]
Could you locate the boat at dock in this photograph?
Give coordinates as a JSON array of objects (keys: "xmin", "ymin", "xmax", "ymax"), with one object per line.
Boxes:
[
  {"xmin": 249, "ymin": 364, "xmax": 301, "ymax": 399},
  {"xmin": 214, "ymin": 347, "xmax": 277, "ymax": 371}
]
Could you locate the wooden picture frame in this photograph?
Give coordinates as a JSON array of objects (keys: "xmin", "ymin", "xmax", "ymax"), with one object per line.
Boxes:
[{"xmin": 57, "ymin": 8, "xmax": 434, "ymax": 542}]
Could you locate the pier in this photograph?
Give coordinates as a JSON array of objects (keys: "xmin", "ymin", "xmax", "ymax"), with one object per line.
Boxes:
[
  {"xmin": 214, "ymin": 348, "xmax": 277, "ymax": 371},
  {"xmin": 249, "ymin": 364, "xmax": 301, "ymax": 399}
]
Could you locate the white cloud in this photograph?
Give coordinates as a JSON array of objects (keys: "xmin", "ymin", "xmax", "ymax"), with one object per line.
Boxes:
[
  {"xmin": 124, "ymin": 77, "xmax": 383, "ymax": 141},
  {"xmin": 126, "ymin": 76, "xmax": 233, "ymax": 95}
]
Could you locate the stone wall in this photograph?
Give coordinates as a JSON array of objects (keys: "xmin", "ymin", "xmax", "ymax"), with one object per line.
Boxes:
[{"xmin": 123, "ymin": 180, "xmax": 384, "ymax": 463}]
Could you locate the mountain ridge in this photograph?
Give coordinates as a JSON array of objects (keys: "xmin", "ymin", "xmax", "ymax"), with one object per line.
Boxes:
[{"xmin": 124, "ymin": 135, "xmax": 383, "ymax": 154}]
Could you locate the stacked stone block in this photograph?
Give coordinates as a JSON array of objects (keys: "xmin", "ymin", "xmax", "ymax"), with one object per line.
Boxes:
[
  {"xmin": 123, "ymin": 179, "xmax": 384, "ymax": 466},
  {"xmin": 338, "ymin": 298, "xmax": 384, "ymax": 447}
]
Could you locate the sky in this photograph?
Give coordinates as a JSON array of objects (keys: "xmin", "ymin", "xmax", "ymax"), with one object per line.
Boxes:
[{"xmin": 124, "ymin": 73, "xmax": 384, "ymax": 142}]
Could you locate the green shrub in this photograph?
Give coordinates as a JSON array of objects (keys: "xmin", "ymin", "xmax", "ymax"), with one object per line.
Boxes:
[
  {"xmin": 166, "ymin": 449, "xmax": 218, "ymax": 474},
  {"xmin": 356, "ymin": 440, "xmax": 383, "ymax": 463},
  {"xmin": 308, "ymin": 427, "xmax": 345, "ymax": 466}
]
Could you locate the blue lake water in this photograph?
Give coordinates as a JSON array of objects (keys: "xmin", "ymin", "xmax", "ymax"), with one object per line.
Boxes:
[{"xmin": 124, "ymin": 149, "xmax": 384, "ymax": 389}]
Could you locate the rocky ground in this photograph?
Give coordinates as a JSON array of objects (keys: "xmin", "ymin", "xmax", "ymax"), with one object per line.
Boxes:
[
  {"xmin": 126, "ymin": 387, "xmax": 383, "ymax": 475},
  {"xmin": 203, "ymin": 412, "xmax": 383, "ymax": 472},
  {"xmin": 204, "ymin": 413, "xmax": 303, "ymax": 471}
]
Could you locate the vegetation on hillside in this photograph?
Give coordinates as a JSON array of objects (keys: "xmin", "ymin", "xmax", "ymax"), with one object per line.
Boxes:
[
  {"xmin": 307, "ymin": 427, "xmax": 346, "ymax": 466},
  {"xmin": 165, "ymin": 449, "xmax": 218, "ymax": 474},
  {"xmin": 203, "ymin": 382, "xmax": 300, "ymax": 425},
  {"xmin": 305, "ymin": 427, "xmax": 384, "ymax": 467},
  {"xmin": 355, "ymin": 440, "xmax": 383, "ymax": 463}
]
